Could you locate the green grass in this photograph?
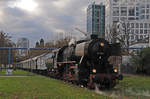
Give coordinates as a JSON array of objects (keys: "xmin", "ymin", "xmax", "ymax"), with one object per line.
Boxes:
[
  {"xmin": 0, "ymin": 69, "xmax": 33, "ymax": 76},
  {"xmin": 0, "ymin": 70, "xmax": 112, "ymax": 99},
  {"xmin": 2, "ymin": 70, "xmax": 150, "ymax": 99},
  {"xmin": 119, "ymin": 75, "xmax": 150, "ymax": 91},
  {"xmin": 114, "ymin": 75, "xmax": 150, "ymax": 99}
]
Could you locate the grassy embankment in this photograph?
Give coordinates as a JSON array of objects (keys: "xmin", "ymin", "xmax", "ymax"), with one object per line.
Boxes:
[
  {"xmin": 1, "ymin": 69, "xmax": 150, "ymax": 99},
  {"xmin": 0, "ymin": 69, "xmax": 33, "ymax": 76},
  {"xmin": 113, "ymin": 75, "xmax": 150, "ymax": 99},
  {"xmin": 0, "ymin": 70, "xmax": 113, "ymax": 99}
]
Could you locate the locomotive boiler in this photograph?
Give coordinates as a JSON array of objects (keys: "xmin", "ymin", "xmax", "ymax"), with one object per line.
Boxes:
[{"xmin": 48, "ymin": 38, "xmax": 123, "ymax": 89}]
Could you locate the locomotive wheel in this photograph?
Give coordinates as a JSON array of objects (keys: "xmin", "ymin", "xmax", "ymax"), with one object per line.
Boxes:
[
  {"xmin": 89, "ymin": 75, "xmax": 116, "ymax": 90},
  {"xmin": 110, "ymin": 80, "xmax": 116, "ymax": 88},
  {"xmin": 97, "ymin": 78, "xmax": 116, "ymax": 90},
  {"xmin": 87, "ymin": 82, "xmax": 95, "ymax": 89}
]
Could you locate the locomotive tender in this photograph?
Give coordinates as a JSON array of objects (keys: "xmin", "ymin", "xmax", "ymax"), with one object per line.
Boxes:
[{"xmin": 17, "ymin": 38, "xmax": 123, "ymax": 89}]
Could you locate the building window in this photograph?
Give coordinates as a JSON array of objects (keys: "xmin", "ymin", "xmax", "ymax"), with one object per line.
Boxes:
[
  {"xmin": 113, "ymin": 7, "xmax": 119, "ymax": 16},
  {"xmin": 131, "ymin": 35, "xmax": 134, "ymax": 40},
  {"xmin": 147, "ymin": 4, "xmax": 150, "ymax": 8},
  {"xmin": 97, "ymin": 25, "xmax": 100, "ymax": 32},
  {"xmin": 128, "ymin": 17, "xmax": 135, "ymax": 20},
  {"xmin": 144, "ymin": 30, "xmax": 147, "ymax": 34},
  {"xmin": 140, "ymin": 29, "xmax": 143, "ymax": 34},
  {"xmin": 113, "ymin": 17, "xmax": 119, "ymax": 22},
  {"xmin": 146, "ymin": 9, "xmax": 149, "ymax": 13},
  {"xmin": 128, "ymin": 7, "xmax": 135, "ymax": 16},
  {"xmin": 135, "ymin": 35, "xmax": 138, "ymax": 40},
  {"xmin": 136, "ymin": 23, "xmax": 139, "ymax": 28},
  {"xmin": 136, "ymin": 17, "xmax": 139, "ymax": 20},
  {"xmin": 131, "ymin": 0, "xmax": 135, "ymax": 2},
  {"xmin": 135, "ymin": 29, "xmax": 139, "ymax": 34},
  {"xmin": 122, "ymin": 22, "xmax": 129, "ymax": 28},
  {"xmin": 123, "ymin": 35, "xmax": 125, "ymax": 40},
  {"xmin": 146, "ymin": 15, "xmax": 149, "ymax": 19},
  {"xmin": 140, "ymin": 15, "xmax": 145, "ymax": 19},
  {"xmin": 97, "ymin": 11, "xmax": 99, "ymax": 17},
  {"xmin": 97, "ymin": 19, "xmax": 99, "ymax": 23},
  {"xmin": 131, "ymin": 23, "xmax": 134, "ymax": 28},
  {"xmin": 136, "ymin": 35, "xmax": 138, "ymax": 39},
  {"xmin": 141, "ymin": 9, "xmax": 145, "ymax": 13},
  {"xmin": 144, "ymin": 23, "xmax": 148, "ymax": 28},
  {"xmin": 120, "ymin": 17, "xmax": 127, "ymax": 21},
  {"xmin": 140, "ymin": 23, "xmax": 143, "ymax": 28},
  {"xmin": 140, "ymin": 35, "xmax": 143, "ymax": 39},
  {"xmin": 141, "ymin": 5, "xmax": 145, "ymax": 8},
  {"xmin": 113, "ymin": 0, "xmax": 119, "ymax": 3},
  {"xmin": 121, "ymin": 0, "xmax": 127, "ymax": 3},
  {"xmin": 136, "ymin": 3, "xmax": 139, "ymax": 6},
  {"xmin": 121, "ymin": 7, "xmax": 127, "ymax": 16},
  {"xmin": 136, "ymin": 12, "xmax": 139, "ymax": 16},
  {"xmin": 136, "ymin": 7, "xmax": 139, "ymax": 11},
  {"xmin": 148, "ymin": 30, "xmax": 150, "ymax": 34},
  {"xmin": 131, "ymin": 29, "xmax": 134, "ymax": 34}
]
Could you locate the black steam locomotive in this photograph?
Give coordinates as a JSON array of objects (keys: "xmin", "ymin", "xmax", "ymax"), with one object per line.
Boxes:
[{"xmin": 48, "ymin": 38, "xmax": 123, "ymax": 89}]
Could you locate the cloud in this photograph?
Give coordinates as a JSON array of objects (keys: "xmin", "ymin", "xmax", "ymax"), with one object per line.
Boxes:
[
  {"xmin": 0, "ymin": 0, "xmax": 104, "ymax": 47},
  {"xmin": 52, "ymin": 0, "xmax": 70, "ymax": 9},
  {"xmin": 8, "ymin": 0, "xmax": 38, "ymax": 12}
]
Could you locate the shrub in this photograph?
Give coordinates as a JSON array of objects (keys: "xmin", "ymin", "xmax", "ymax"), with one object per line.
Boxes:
[{"xmin": 131, "ymin": 48, "xmax": 150, "ymax": 75}]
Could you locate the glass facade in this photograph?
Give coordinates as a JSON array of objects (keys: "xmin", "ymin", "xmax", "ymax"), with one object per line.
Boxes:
[{"xmin": 87, "ymin": 3, "xmax": 105, "ymax": 38}]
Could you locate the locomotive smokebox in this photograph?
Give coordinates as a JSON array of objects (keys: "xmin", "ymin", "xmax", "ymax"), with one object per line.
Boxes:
[{"xmin": 90, "ymin": 34, "xmax": 98, "ymax": 39}]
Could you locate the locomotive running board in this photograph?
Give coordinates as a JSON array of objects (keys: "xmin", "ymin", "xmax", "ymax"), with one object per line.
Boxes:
[{"xmin": 57, "ymin": 61, "xmax": 76, "ymax": 64}]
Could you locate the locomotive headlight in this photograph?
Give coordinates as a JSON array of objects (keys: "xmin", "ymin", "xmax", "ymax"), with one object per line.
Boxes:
[
  {"xmin": 114, "ymin": 68, "xmax": 118, "ymax": 73},
  {"xmin": 100, "ymin": 42, "xmax": 104, "ymax": 47},
  {"xmin": 92, "ymin": 69, "xmax": 96, "ymax": 73}
]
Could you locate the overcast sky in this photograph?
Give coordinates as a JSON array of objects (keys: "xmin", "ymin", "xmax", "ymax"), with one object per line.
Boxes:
[{"xmin": 0, "ymin": 0, "xmax": 104, "ymax": 47}]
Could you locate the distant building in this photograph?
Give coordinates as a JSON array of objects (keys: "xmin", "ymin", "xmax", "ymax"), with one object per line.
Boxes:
[
  {"xmin": 87, "ymin": 2, "xmax": 105, "ymax": 38},
  {"xmin": 40, "ymin": 38, "xmax": 44, "ymax": 47},
  {"xmin": 17, "ymin": 38, "xmax": 29, "ymax": 56},
  {"xmin": 105, "ymin": 0, "xmax": 150, "ymax": 43}
]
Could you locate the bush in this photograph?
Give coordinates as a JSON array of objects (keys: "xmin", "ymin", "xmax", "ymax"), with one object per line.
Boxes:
[
  {"xmin": 131, "ymin": 48, "xmax": 150, "ymax": 75},
  {"xmin": 46, "ymin": 62, "xmax": 53, "ymax": 69}
]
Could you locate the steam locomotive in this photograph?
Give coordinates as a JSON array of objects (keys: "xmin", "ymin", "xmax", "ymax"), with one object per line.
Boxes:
[
  {"xmin": 17, "ymin": 37, "xmax": 123, "ymax": 89},
  {"xmin": 47, "ymin": 37, "xmax": 123, "ymax": 89}
]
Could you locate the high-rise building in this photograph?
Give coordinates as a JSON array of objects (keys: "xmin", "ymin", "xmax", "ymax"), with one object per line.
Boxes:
[
  {"xmin": 105, "ymin": 0, "xmax": 150, "ymax": 43},
  {"xmin": 17, "ymin": 38, "xmax": 29, "ymax": 56},
  {"xmin": 87, "ymin": 2, "xmax": 105, "ymax": 38}
]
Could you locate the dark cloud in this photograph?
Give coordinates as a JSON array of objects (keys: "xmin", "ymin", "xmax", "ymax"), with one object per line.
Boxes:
[{"xmin": 0, "ymin": 0, "xmax": 103, "ymax": 47}]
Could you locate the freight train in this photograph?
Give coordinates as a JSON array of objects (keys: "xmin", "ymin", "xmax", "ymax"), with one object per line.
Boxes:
[{"xmin": 16, "ymin": 38, "xmax": 123, "ymax": 89}]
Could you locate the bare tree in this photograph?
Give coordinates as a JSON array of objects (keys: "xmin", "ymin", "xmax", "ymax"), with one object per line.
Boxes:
[
  {"xmin": 55, "ymin": 36, "xmax": 72, "ymax": 48},
  {"xmin": 0, "ymin": 31, "xmax": 16, "ymax": 66},
  {"xmin": 106, "ymin": 21, "xmax": 132, "ymax": 54},
  {"xmin": 105, "ymin": 24, "xmax": 119, "ymax": 43},
  {"xmin": 27, "ymin": 36, "xmax": 72, "ymax": 58},
  {"xmin": 0, "ymin": 31, "xmax": 12, "ymax": 47},
  {"xmin": 119, "ymin": 21, "xmax": 131, "ymax": 54}
]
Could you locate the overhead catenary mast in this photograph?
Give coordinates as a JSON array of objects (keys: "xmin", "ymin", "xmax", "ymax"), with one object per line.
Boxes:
[{"xmin": 75, "ymin": 27, "xmax": 88, "ymax": 37}]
